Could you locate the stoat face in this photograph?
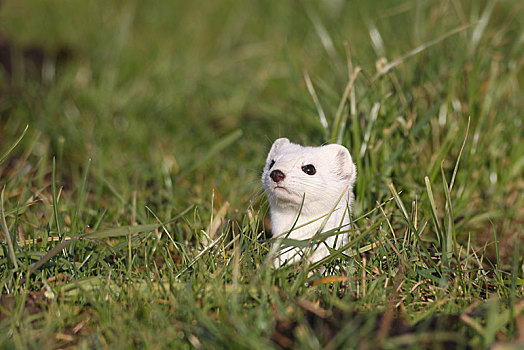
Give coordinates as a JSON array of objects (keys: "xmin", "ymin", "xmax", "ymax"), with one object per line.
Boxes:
[{"xmin": 261, "ymin": 138, "xmax": 357, "ymax": 216}]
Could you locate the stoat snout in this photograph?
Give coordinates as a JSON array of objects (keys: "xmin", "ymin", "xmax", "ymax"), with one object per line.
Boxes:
[{"xmin": 270, "ymin": 169, "xmax": 285, "ymax": 183}]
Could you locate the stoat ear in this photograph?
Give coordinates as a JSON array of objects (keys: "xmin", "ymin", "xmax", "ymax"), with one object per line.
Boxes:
[
  {"xmin": 267, "ymin": 138, "xmax": 290, "ymax": 161},
  {"xmin": 323, "ymin": 144, "xmax": 357, "ymax": 184}
]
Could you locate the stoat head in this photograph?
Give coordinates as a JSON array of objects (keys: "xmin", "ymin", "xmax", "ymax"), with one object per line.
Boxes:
[{"xmin": 261, "ymin": 138, "xmax": 357, "ymax": 215}]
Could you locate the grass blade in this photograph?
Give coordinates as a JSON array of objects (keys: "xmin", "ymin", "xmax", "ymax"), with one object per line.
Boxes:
[
  {"xmin": 304, "ymin": 70, "xmax": 329, "ymax": 136},
  {"xmin": 441, "ymin": 166, "xmax": 456, "ymax": 264},
  {"xmin": 51, "ymin": 157, "xmax": 62, "ymax": 237},
  {"xmin": 449, "ymin": 116, "xmax": 470, "ymax": 193},
  {"xmin": 174, "ymin": 232, "xmax": 224, "ymax": 279},
  {"xmin": 425, "ymin": 176, "xmax": 445, "ymax": 265},
  {"xmin": 388, "ymin": 184, "xmax": 409, "ymax": 224},
  {"xmin": 470, "ymin": 0, "xmax": 497, "ymax": 52},
  {"xmin": 71, "ymin": 158, "xmax": 91, "ymax": 236},
  {"xmin": 331, "ymin": 68, "xmax": 361, "ymax": 143},
  {"xmin": 1, "ymin": 186, "xmax": 19, "ymax": 269},
  {"xmin": 0, "ymin": 125, "xmax": 28, "ymax": 165},
  {"xmin": 178, "ymin": 129, "xmax": 242, "ymax": 178},
  {"xmin": 491, "ymin": 220, "xmax": 502, "ymax": 286},
  {"xmin": 86, "ymin": 223, "xmax": 160, "ymax": 239}
]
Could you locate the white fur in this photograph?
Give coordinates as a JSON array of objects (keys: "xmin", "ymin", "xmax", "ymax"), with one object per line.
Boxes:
[{"xmin": 261, "ymin": 138, "xmax": 357, "ymax": 267}]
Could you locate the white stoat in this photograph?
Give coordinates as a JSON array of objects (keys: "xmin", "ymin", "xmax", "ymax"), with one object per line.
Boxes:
[{"xmin": 261, "ymin": 138, "xmax": 357, "ymax": 267}]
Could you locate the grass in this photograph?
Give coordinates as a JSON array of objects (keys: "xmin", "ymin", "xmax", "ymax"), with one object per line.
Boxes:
[{"xmin": 0, "ymin": 0, "xmax": 523, "ymax": 348}]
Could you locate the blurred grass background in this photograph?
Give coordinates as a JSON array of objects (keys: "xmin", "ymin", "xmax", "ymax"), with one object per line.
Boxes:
[
  {"xmin": 2, "ymin": 0, "xmax": 522, "ymax": 244},
  {"xmin": 0, "ymin": 0, "xmax": 523, "ymax": 348}
]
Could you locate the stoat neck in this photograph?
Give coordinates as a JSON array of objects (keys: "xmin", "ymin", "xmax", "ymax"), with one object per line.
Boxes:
[{"xmin": 270, "ymin": 203, "xmax": 350, "ymax": 239}]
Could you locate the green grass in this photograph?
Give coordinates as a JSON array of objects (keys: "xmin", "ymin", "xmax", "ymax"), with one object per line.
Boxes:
[{"xmin": 1, "ymin": 0, "xmax": 523, "ymax": 348}]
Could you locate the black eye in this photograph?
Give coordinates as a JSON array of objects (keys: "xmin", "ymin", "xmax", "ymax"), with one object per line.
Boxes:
[
  {"xmin": 302, "ymin": 164, "xmax": 316, "ymax": 175},
  {"xmin": 269, "ymin": 160, "xmax": 275, "ymax": 169}
]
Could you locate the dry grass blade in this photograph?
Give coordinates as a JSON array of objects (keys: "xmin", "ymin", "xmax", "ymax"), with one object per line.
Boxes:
[
  {"xmin": 372, "ymin": 24, "xmax": 470, "ymax": 81},
  {"xmin": 203, "ymin": 201, "xmax": 229, "ymax": 246},
  {"xmin": 17, "ymin": 236, "xmax": 72, "ymax": 247}
]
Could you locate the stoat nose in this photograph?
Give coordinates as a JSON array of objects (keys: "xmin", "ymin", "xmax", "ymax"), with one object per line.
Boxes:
[{"xmin": 270, "ymin": 169, "xmax": 285, "ymax": 183}]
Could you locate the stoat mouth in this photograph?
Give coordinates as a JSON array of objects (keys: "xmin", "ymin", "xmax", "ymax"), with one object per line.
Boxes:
[
  {"xmin": 272, "ymin": 186, "xmax": 300, "ymax": 203},
  {"xmin": 274, "ymin": 185, "xmax": 290, "ymax": 194}
]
